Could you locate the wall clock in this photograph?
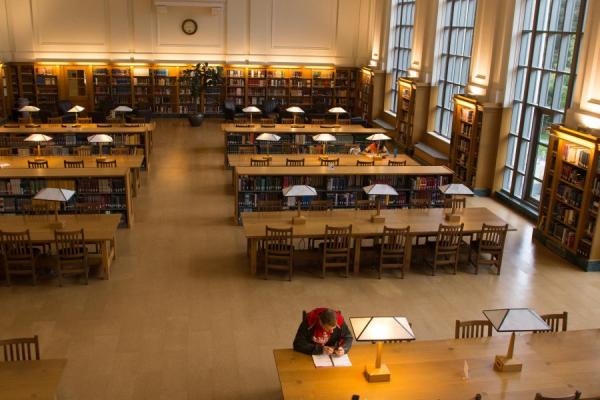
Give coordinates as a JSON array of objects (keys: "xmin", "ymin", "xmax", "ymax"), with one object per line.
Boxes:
[{"xmin": 182, "ymin": 19, "xmax": 198, "ymax": 35}]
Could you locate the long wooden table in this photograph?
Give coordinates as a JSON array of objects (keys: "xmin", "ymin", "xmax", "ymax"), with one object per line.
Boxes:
[
  {"xmin": 0, "ymin": 214, "xmax": 120, "ymax": 279},
  {"xmin": 0, "ymin": 359, "xmax": 67, "ymax": 400},
  {"xmin": 273, "ymin": 329, "xmax": 600, "ymax": 399},
  {"xmin": 242, "ymin": 208, "xmax": 513, "ymax": 275},
  {"xmin": 227, "ymin": 153, "xmax": 420, "ymax": 168}
]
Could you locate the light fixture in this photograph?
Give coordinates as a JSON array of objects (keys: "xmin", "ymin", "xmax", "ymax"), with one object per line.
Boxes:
[
  {"xmin": 407, "ymin": 68, "xmax": 419, "ymax": 78},
  {"xmin": 362, "ymin": 184, "xmax": 398, "ymax": 223},
  {"xmin": 286, "ymin": 106, "xmax": 304, "ymax": 126},
  {"xmin": 282, "ymin": 185, "xmax": 317, "ymax": 225},
  {"xmin": 113, "ymin": 105, "xmax": 133, "ymax": 123},
  {"xmin": 366, "ymin": 133, "xmax": 392, "ymax": 154},
  {"xmin": 467, "ymin": 83, "xmax": 487, "ymax": 96},
  {"xmin": 327, "ymin": 107, "xmax": 347, "ymax": 126},
  {"xmin": 242, "ymin": 106, "xmax": 261, "ymax": 125},
  {"xmin": 18, "ymin": 105, "xmax": 40, "ymax": 124},
  {"xmin": 33, "ymin": 188, "xmax": 76, "ymax": 229},
  {"xmin": 24, "ymin": 134, "xmax": 53, "ymax": 158},
  {"xmin": 350, "ymin": 316, "xmax": 415, "ymax": 382},
  {"xmin": 312, "ymin": 133, "xmax": 336, "ymax": 156},
  {"xmin": 483, "ymin": 308, "xmax": 550, "ymax": 372},
  {"xmin": 68, "ymin": 105, "xmax": 85, "ymax": 123},
  {"xmin": 438, "ymin": 183, "xmax": 474, "ymax": 222},
  {"xmin": 255, "ymin": 133, "xmax": 280, "ymax": 159},
  {"xmin": 87, "ymin": 134, "xmax": 113, "ymax": 159}
]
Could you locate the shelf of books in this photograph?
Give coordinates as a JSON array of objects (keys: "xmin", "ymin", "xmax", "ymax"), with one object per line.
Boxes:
[
  {"xmin": 110, "ymin": 67, "xmax": 133, "ymax": 107},
  {"xmin": 7, "ymin": 63, "xmax": 37, "ymax": 110},
  {"xmin": 92, "ymin": 66, "xmax": 112, "ymax": 108},
  {"xmin": 34, "ymin": 66, "xmax": 59, "ymax": 114},
  {"xmin": 311, "ymin": 69, "xmax": 335, "ymax": 108},
  {"xmin": 357, "ymin": 67, "xmax": 374, "ymax": 122},
  {"xmin": 0, "ymin": 65, "xmax": 7, "ymax": 120},
  {"xmin": 334, "ymin": 68, "xmax": 358, "ymax": 110},
  {"xmin": 266, "ymin": 68, "xmax": 288, "ymax": 107},
  {"xmin": 151, "ymin": 68, "xmax": 177, "ymax": 114},
  {"xmin": 132, "ymin": 67, "xmax": 152, "ymax": 108},
  {"xmin": 449, "ymin": 95, "xmax": 483, "ymax": 188},
  {"xmin": 288, "ymin": 69, "xmax": 312, "ymax": 107},
  {"xmin": 233, "ymin": 165, "xmax": 453, "ymax": 223},
  {"xmin": 533, "ymin": 124, "xmax": 600, "ymax": 271},
  {"xmin": 396, "ymin": 78, "xmax": 416, "ymax": 152},
  {"xmin": 0, "ymin": 168, "xmax": 134, "ymax": 227},
  {"xmin": 225, "ymin": 67, "xmax": 246, "ymax": 107},
  {"xmin": 247, "ymin": 67, "xmax": 267, "ymax": 106}
]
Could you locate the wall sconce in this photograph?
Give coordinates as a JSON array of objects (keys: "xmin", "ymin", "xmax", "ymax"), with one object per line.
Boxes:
[
  {"xmin": 369, "ymin": 60, "xmax": 378, "ymax": 67},
  {"xmin": 408, "ymin": 68, "xmax": 419, "ymax": 78},
  {"xmin": 467, "ymin": 83, "xmax": 487, "ymax": 96},
  {"xmin": 586, "ymin": 98, "xmax": 600, "ymax": 114},
  {"xmin": 579, "ymin": 113, "xmax": 600, "ymax": 130}
]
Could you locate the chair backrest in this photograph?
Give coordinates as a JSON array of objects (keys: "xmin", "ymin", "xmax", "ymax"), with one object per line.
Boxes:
[
  {"xmin": 534, "ymin": 391, "xmax": 581, "ymax": 400},
  {"xmin": 260, "ymin": 118, "xmax": 275, "ymax": 124},
  {"xmin": 256, "ymin": 199, "xmax": 282, "ymax": 212},
  {"xmin": 538, "ymin": 312, "xmax": 568, "ymax": 333},
  {"xmin": 355, "ymin": 199, "xmax": 376, "ymax": 210},
  {"xmin": 311, "ymin": 118, "xmax": 325, "ymax": 125},
  {"xmin": 28, "ymin": 160, "xmax": 48, "ymax": 169},
  {"xmin": 455, "ymin": 320, "xmax": 493, "ymax": 339},
  {"xmin": 320, "ymin": 158, "xmax": 339, "ymax": 166},
  {"xmin": 324, "ymin": 225, "xmax": 352, "ymax": 250},
  {"xmin": 96, "ymin": 159, "xmax": 117, "ymax": 168},
  {"xmin": 0, "ymin": 335, "xmax": 40, "ymax": 361},
  {"xmin": 75, "ymin": 146, "xmax": 92, "ymax": 156},
  {"xmin": 445, "ymin": 197, "xmax": 466, "ymax": 209},
  {"xmin": 281, "ymin": 118, "xmax": 294, "ymax": 124},
  {"xmin": 356, "ymin": 160, "xmax": 375, "ymax": 166},
  {"xmin": 286, "ymin": 158, "xmax": 305, "ymax": 166},
  {"xmin": 238, "ymin": 146, "xmax": 256, "ymax": 154},
  {"xmin": 64, "ymin": 160, "xmax": 85, "ymax": 168},
  {"xmin": 250, "ymin": 158, "xmax": 270, "ymax": 167},
  {"xmin": 479, "ymin": 223, "xmax": 509, "ymax": 251},
  {"xmin": 55, "ymin": 229, "xmax": 86, "ymax": 259},
  {"xmin": 388, "ymin": 160, "xmax": 407, "ymax": 166},
  {"xmin": 309, "ymin": 199, "xmax": 332, "ymax": 211},
  {"xmin": 110, "ymin": 147, "xmax": 130, "ymax": 156},
  {"xmin": 47, "ymin": 116, "xmax": 63, "ymax": 124},
  {"xmin": 0, "ymin": 147, "xmax": 11, "ymax": 156},
  {"xmin": 1, "ymin": 230, "xmax": 33, "ymax": 260},
  {"xmin": 436, "ymin": 223, "xmax": 464, "ymax": 251},
  {"xmin": 265, "ymin": 226, "xmax": 293, "ymax": 253},
  {"xmin": 381, "ymin": 226, "xmax": 410, "ymax": 254},
  {"xmin": 77, "ymin": 117, "xmax": 92, "ymax": 124}
]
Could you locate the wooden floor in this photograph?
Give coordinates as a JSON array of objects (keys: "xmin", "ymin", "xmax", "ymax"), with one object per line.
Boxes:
[{"xmin": 1, "ymin": 119, "xmax": 600, "ymax": 400}]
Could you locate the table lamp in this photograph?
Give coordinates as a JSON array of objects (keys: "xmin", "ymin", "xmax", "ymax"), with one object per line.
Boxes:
[
  {"xmin": 438, "ymin": 183, "xmax": 474, "ymax": 222},
  {"xmin": 282, "ymin": 185, "xmax": 317, "ymax": 225},
  {"xmin": 242, "ymin": 106, "xmax": 261, "ymax": 125},
  {"xmin": 350, "ymin": 316, "xmax": 415, "ymax": 382},
  {"xmin": 483, "ymin": 308, "xmax": 550, "ymax": 372},
  {"xmin": 68, "ymin": 105, "xmax": 85, "ymax": 123},
  {"xmin": 24, "ymin": 134, "xmax": 53, "ymax": 158},
  {"xmin": 87, "ymin": 134, "xmax": 113, "ymax": 159},
  {"xmin": 256, "ymin": 133, "xmax": 280, "ymax": 160},
  {"xmin": 19, "ymin": 105, "xmax": 40, "ymax": 124},
  {"xmin": 363, "ymin": 184, "xmax": 398, "ymax": 223},
  {"xmin": 113, "ymin": 105, "xmax": 133, "ymax": 123},
  {"xmin": 328, "ymin": 107, "xmax": 347, "ymax": 126},
  {"xmin": 33, "ymin": 187, "xmax": 76, "ymax": 229},
  {"xmin": 286, "ymin": 106, "xmax": 304, "ymax": 126},
  {"xmin": 313, "ymin": 133, "xmax": 336, "ymax": 156},
  {"xmin": 366, "ymin": 133, "xmax": 392, "ymax": 154}
]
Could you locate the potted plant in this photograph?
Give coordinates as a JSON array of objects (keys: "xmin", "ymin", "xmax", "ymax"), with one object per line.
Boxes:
[{"xmin": 179, "ymin": 62, "xmax": 223, "ymax": 127}]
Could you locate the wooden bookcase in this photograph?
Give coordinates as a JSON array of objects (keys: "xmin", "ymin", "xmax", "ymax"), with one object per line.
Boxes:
[
  {"xmin": 7, "ymin": 63, "xmax": 37, "ymax": 110},
  {"xmin": 334, "ymin": 68, "xmax": 358, "ymax": 111},
  {"xmin": 34, "ymin": 66, "xmax": 59, "ymax": 114},
  {"xmin": 396, "ymin": 77, "xmax": 416, "ymax": 152},
  {"xmin": 92, "ymin": 66, "xmax": 112, "ymax": 108},
  {"xmin": 266, "ymin": 68, "xmax": 288, "ymax": 107},
  {"xmin": 110, "ymin": 67, "xmax": 133, "ymax": 107},
  {"xmin": 233, "ymin": 165, "xmax": 453, "ymax": 223},
  {"xmin": 151, "ymin": 67, "xmax": 177, "ymax": 114},
  {"xmin": 449, "ymin": 94, "xmax": 483, "ymax": 188},
  {"xmin": 132, "ymin": 67, "xmax": 152, "ymax": 109},
  {"xmin": 288, "ymin": 68, "xmax": 312, "ymax": 107},
  {"xmin": 0, "ymin": 168, "xmax": 134, "ymax": 227},
  {"xmin": 311, "ymin": 68, "xmax": 335, "ymax": 108},
  {"xmin": 0, "ymin": 65, "xmax": 7, "ymax": 121},
  {"xmin": 357, "ymin": 67, "xmax": 374, "ymax": 123},
  {"xmin": 225, "ymin": 66, "xmax": 246, "ymax": 107},
  {"xmin": 533, "ymin": 124, "xmax": 600, "ymax": 271}
]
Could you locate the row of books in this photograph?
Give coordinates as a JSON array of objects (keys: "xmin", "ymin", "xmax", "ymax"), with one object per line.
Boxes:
[
  {"xmin": 549, "ymin": 222, "xmax": 576, "ymax": 248},
  {"xmin": 577, "ymin": 238, "xmax": 591, "ymax": 257},
  {"xmin": 556, "ymin": 184, "xmax": 583, "ymax": 208},
  {"xmin": 78, "ymin": 178, "xmax": 126, "ymax": 194},
  {"xmin": 562, "ymin": 144, "xmax": 590, "ymax": 167},
  {"xmin": 560, "ymin": 164, "xmax": 586, "ymax": 186},
  {"xmin": 0, "ymin": 178, "xmax": 76, "ymax": 195},
  {"xmin": 553, "ymin": 204, "xmax": 578, "ymax": 227},
  {"xmin": 76, "ymin": 194, "xmax": 127, "ymax": 210},
  {"xmin": 460, "ymin": 108, "xmax": 475, "ymax": 124},
  {"xmin": 460, "ymin": 123, "xmax": 473, "ymax": 138}
]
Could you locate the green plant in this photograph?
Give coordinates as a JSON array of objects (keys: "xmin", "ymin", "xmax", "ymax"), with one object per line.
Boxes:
[{"xmin": 178, "ymin": 62, "xmax": 223, "ymax": 114}]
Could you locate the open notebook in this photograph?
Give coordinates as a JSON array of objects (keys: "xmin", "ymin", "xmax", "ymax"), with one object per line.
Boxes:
[{"xmin": 312, "ymin": 354, "xmax": 352, "ymax": 368}]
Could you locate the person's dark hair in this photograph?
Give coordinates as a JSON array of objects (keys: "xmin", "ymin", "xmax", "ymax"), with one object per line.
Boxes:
[{"xmin": 319, "ymin": 309, "xmax": 337, "ymax": 327}]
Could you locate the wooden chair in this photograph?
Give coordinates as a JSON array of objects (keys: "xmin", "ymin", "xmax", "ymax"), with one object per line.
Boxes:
[
  {"xmin": 355, "ymin": 199, "xmax": 376, "ymax": 210},
  {"xmin": 96, "ymin": 159, "xmax": 117, "ymax": 168},
  {"xmin": 455, "ymin": 320, "xmax": 493, "ymax": 339},
  {"xmin": 425, "ymin": 223, "xmax": 464, "ymax": 275},
  {"xmin": 0, "ymin": 335, "xmax": 40, "ymax": 361},
  {"xmin": 534, "ymin": 391, "xmax": 581, "ymax": 400},
  {"xmin": 320, "ymin": 158, "xmax": 339, "ymax": 167},
  {"xmin": 263, "ymin": 226, "xmax": 294, "ymax": 281},
  {"xmin": 1, "ymin": 230, "xmax": 39, "ymax": 285},
  {"xmin": 444, "ymin": 197, "xmax": 466, "ymax": 209},
  {"xmin": 54, "ymin": 229, "xmax": 89, "ymax": 286},
  {"xmin": 309, "ymin": 199, "xmax": 332, "ymax": 211},
  {"xmin": 320, "ymin": 225, "xmax": 352, "ymax": 278},
  {"xmin": 75, "ymin": 146, "xmax": 92, "ymax": 156},
  {"xmin": 260, "ymin": 118, "xmax": 275, "ymax": 124},
  {"xmin": 77, "ymin": 117, "xmax": 92, "ymax": 124},
  {"xmin": 311, "ymin": 118, "xmax": 325, "ymax": 125},
  {"xmin": 376, "ymin": 226, "xmax": 410, "ymax": 279},
  {"xmin": 469, "ymin": 223, "xmax": 508, "ymax": 274},
  {"xmin": 250, "ymin": 158, "xmax": 270, "ymax": 167},
  {"xmin": 238, "ymin": 146, "xmax": 256, "ymax": 155},
  {"xmin": 356, "ymin": 160, "xmax": 375, "ymax": 166},
  {"xmin": 388, "ymin": 160, "xmax": 407, "ymax": 166},
  {"xmin": 280, "ymin": 118, "xmax": 294, "ymax": 124},
  {"xmin": 286, "ymin": 158, "xmax": 305, "ymax": 166},
  {"xmin": 110, "ymin": 147, "xmax": 130, "ymax": 156},
  {"xmin": 0, "ymin": 147, "xmax": 11, "ymax": 156},
  {"xmin": 64, "ymin": 160, "xmax": 85, "ymax": 168},
  {"xmin": 47, "ymin": 116, "xmax": 63, "ymax": 124},
  {"xmin": 536, "ymin": 312, "xmax": 568, "ymax": 333},
  {"xmin": 27, "ymin": 160, "xmax": 48, "ymax": 169},
  {"xmin": 256, "ymin": 199, "xmax": 282, "ymax": 212}
]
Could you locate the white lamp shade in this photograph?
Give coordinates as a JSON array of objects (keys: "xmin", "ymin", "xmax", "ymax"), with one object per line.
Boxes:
[
  {"xmin": 313, "ymin": 133, "xmax": 336, "ymax": 142},
  {"xmin": 68, "ymin": 105, "xmax": 85, "ymax": 113},
  {"xmin": 328, "ymin": 107, "xmax": 347, "ymax": 114},
  {"xmin": 366, "ymin": 133, "xmax": 392, "ymax": 141},
  {"xmin": 286, "ymin": 106, "xmax": 304, "ymax": 114},
  {"xmin": 113, "ymin": 106, "xmax": 133, "ymax": 112},
  {"xmin": 33, "ymin": 187, "xmax": 75, "ymax": 202},
  {"xmin": 24, "ymin": 134, "xmax": 53, "ymax": 143},
  {"xmin": 87, "ymin": 134, "xmax": 114, "ymax": 144},
  {"xmin": 242, "ymin": 106, "xmax": 261, "ymax": 113},
  {"xmin": 19, "ymin": 105, "xmax": 41, "ymax": 112},
  {"xmin": 483, "ymin": 308, "xmax": 550, "ymax": 332},
  {"xmin": 363, "ymin": 184, "xmax": 398, "ymax": 196},
  {"xmin": 256, "ymin": 133, "xmax": 281, "ymax": 142},
  {"xmin": 439, "ymin": 183, "xmax": 474, "ymax": 196},
  {"xmin": 282, "ymin": 185, "xmax": 317, "ymax": 197},
  {"xmin": 350, "ymin": 317, "xmax": 415, "ymax": 342}
]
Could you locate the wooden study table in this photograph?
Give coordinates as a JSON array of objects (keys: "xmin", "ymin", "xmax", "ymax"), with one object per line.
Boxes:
[
  {"xmin": 273, "ymin": 329, "xmax": 600, "ymax": 399},
  {"xmin": 242, "ymin": 207, "xmax": 513, "ymax": 275},
  {"xmin": 227, "ymin": 153, "xmax": 420, "ymax": 168},
  {"xmin": 0, "ymin": 359, "xmax": 67, "ymax": 400},
  {"xmin": 0, "ymin": 214, "xmax": 120, "ymax": 279}
]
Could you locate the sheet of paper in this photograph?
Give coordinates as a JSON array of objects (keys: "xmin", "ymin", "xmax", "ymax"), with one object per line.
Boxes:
[
  {"xmin": 332, "ymin": 354, "xmax": 352, "ymax": 367},
  {"xmin": 312, "ymin": 354, "xmax": 333, "ymax": 368}
]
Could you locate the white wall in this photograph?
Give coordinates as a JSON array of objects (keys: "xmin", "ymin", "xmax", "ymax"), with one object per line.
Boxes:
[{"xmin": 0, "ymin": 0, "xmax": 379, "ymax": 66}]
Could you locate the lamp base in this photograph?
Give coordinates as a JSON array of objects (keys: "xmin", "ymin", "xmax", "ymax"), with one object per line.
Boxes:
[
  {"xmin": 96, "ymin": 156, "xmax": 108, "ymax": 160},
  {"xmin": 445, "ymin": 212, "xmax": 461, "ymax": 223},
  {"xmin": 371, "ymin": 215, "xmax": 385, "ymax": 224},
  {"xmin": 291, "ymin": 124, "xmax": 305, "ymax": 128},
  {"xmin": 291, "ymin": 216, "xmax": 306, "ymax": 225},
  {"xmin": 494, "ymin": 355, "xmax": 522, "ymax": 372},
  {"xmin": 365, "ymin": 364, "xmax": 390, "ymax": 382},
  {"xmin": 49, "ymin": 220, "xmax": 65, "ymax": 230}
]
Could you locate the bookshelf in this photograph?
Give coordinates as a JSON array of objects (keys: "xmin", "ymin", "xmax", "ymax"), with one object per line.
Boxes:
[
  {"xmin": 0, "ymin": 65, "xmax": 7, "ymax": 120},
  {"xmin": 92, "ymin": 66, "xmax": 112, "ymax": 108},
  {"xmin": 449, "ymin": 95, "xmax": 483, "ymax": 188},
  {"xmin": 357, "ymin": 67, "xmax": 374, "ymax": 122},
  {"xmin": 225, "ymin": 66, "xmax": 246, "ymax": 107},
  {"xmin": 288, "ymin": 69, "xmax": 312, "ymax": 107},
  {"xmin": 152, "ymin": 67, "xmax": 177, "ymax": 114},
  {"xmin": 0, "ymin": 168, "xmax": 134, "ymax": 228},
  {"xmin": 396, "ymin": 78, "xmax": 416, "ymax": 152},
  {"xmin": 34, "ymin": 66, "xmax": 59, "ymax": 114},
  {"xmin": 233, "ymin": 165, "xmax": 453, "ymax": 223},
  {"xmin": 266, "ymin": 68, "xmax": 288, "ymax": 107},
  {"xmin": 533, "ymin": 124, "xmax": 600, "ymax": 271},
  {"xmin": 132, "ymin": 67, "xmax": 152, "ymax": 108},
  {"xmin": 203, "ymin": 67, "xmax": 224, "ymax": 115},
  {"xmin": 311, "ymin": 69, "xmax": 335, "ymax": 108},
  {"xmin": 110, "ymin": 67, "xmax": 133, "ymax": 107},
  {"xmin": 247, "ymin": 67, "xmax": 267, "ymax": 106},
  {"xmin": 334, "ymin": 68, "xmax": 358, "ymax": 110},
  {"xmin": 7, "ymin": 63, "xmax": 37, "ymax": 110}
]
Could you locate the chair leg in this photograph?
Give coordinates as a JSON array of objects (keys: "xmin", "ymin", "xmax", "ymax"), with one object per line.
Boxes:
[{"xmin": 496, "ymin": 253, "xmax": 502, "ymax": 275}]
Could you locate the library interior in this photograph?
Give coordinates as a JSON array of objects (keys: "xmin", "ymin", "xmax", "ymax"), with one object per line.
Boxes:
[{"xmin": 1, "ymin": 0, "xmax": 600, "ymax": 399}]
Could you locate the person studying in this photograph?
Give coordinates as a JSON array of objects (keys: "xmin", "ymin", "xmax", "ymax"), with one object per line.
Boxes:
[{"xmin": 293, "ymin": 308, "xmax": 353, "ymax": 356}]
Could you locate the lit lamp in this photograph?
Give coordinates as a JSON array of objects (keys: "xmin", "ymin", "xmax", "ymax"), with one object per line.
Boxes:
[
  {"xmin": 19, "ymin": 105, "xmax": 40, "ymax": 124},
  {"xmin": 282, "ymin": 185, "xmax": 317, "ymax": 225},
  {"xmin": 68, "ymin": 105, "xmax": 85, "ymax": 123},
  {"xmin": 313, "ymin": 133, "xmax": 336, "ymax": 156},
  {"xmin": 33, "ymin": 187, "xmax": 76, "ymax": 229},
  {"xmin": 87, "ymin": 134, "xmax": 113, "ymax": 159},
  {"xmin": 363, "ymin": 184, "xmax": 398, "ymax": 223},
  {"xmin": 113, "ymin": 105, "xmax": 133, "ymax": 123},
  {"xmin": 242, "ymin": 106, "xmax": 261, "ymax": 125},
  {"xmin": 438, "ymin": 183, "xmax": 474, "ymax": 222},
  {"xmin": 286, "ymin": 106, "xmax": 304, "ymax": 127},
  {"xmin": 483, "ymin": 308, "xmax": 550, "ymax": 372},
  {"xmin": 366, "ymin": 133, "xmax": 392, "ymax": 154},
  {"xmin": 256, "ymin": 133, "xmax": 280, "ymax": 160},
  {"xmin": 350, "ymin": 316, "xmax": 415, "ymax": 383},
  {"xmin": 328, "ymin": 107, "xmax": 347, "ymax": 126},
  {"xmin": 24, "ymin": 134, "xmax": 53, "ymax": 158}
]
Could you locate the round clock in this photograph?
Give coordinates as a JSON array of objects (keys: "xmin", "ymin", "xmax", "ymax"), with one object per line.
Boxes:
[{"xmin": 182, "ymin": 19, "xmax": 197, "ymax": 35}]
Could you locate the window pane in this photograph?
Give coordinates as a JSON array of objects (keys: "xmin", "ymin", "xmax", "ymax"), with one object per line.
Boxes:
[
  {"xmin": 506, "ymin": 134, "xmax": 518, "ymax": 167},
  {"xmin": 531, "ymin": 179, "xmax": 543, "ymax": 201},
  {"xmin": 514, "ymin": 173, "xmax": 525, "ymax": 199},
  {"xmin": 517, "ymin": 140, "xmax": 530, "ymax": 173},
  {"xmin": 503, "ymin": 168, "xmax": 514, "ymax": 192},
  {"xmin": 510, "ymin": 103, "xmax": 522, "ymax": 133},
  {"xmin": 534, "ymin": 145, "xmax": 548, "ymax": 180}
]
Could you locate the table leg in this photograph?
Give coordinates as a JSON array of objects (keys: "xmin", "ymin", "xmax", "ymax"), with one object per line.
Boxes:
[
  {"xmin": 405, "ymin": 237, "xmax": 413, "ymax": 272},
  {"xmin": 353, "ymin": 238, "xmax": 362, "ymax": 275},
  {"xmin": 100, "ymin": 240, "xmax": 110, "ymax": 279},
  {"xmin": 249, "ymin": 238, "xmax": 258, "ymax": 275}
]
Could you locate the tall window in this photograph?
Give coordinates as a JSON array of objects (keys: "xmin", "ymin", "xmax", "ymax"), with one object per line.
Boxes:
[
  {"xmin": 387, "ymin": 0, "xmax": 416, "ymax": 113},
  {"xmin": 434, "ymin": 0, "xmax": 477, "ymax": 138},
  {"xmin": 502, "ymin": 0, "xmax": 586, "ymax": 207}
]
